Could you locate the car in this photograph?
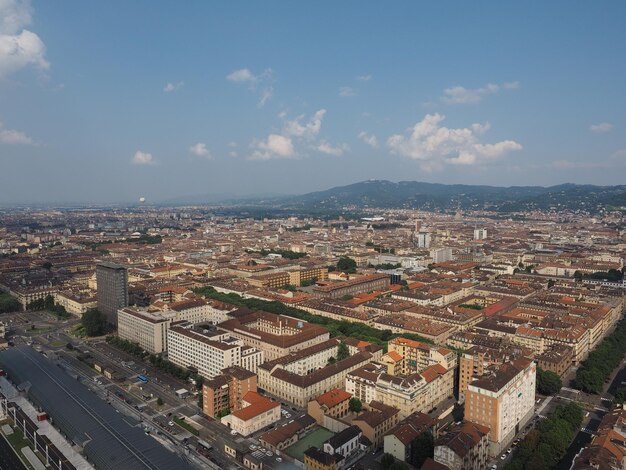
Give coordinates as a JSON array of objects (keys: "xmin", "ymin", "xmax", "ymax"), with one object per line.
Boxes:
[
  {"xmin": 507, "ymin": 448, "xmax": 512, "ymax": 453},
  {"xmin": 276, "ymin": 457, "xmax": 282, "ymax": 462},
  {"xmin": 231, "ymin": 430, "xmax": 238, "ymax": 436},
  {"xmin": 285, "ymin": 414, "xmax": 291, "ymax": 418},
  {"xmin": 266, "ymin": 451, "xmax": 273, "ymax": 457},
  {"xmin": 491, "ymin": 465, "xmax": 497, "ymax": 470},
  {"xmin": 501, "ymin": 454, "xmax": 506, "ymax": 460},
  {"xmin": 168, "ymin": 421, "xmax": 174, "ymax": 426}
]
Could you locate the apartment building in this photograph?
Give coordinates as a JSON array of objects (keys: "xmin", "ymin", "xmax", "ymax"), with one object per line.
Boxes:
[
  {"xmin": 308, "ymin": 389, "xmax": 352, "ymax": 426},
  {"xmin": 464, "ymin": 357, "xmax": 536, "ymax": 456},
  {"xmin": 433, "ymin": 421, "xmax": 490, "ymax": 470},
  {"xmin": 387, "ymin": 337, "xmax": 457, "ymax": 375},
  {"xmin": 167, "ymin": 323, "xmax": 264, "ymax": 379},
  {"xmin": 352, "ymin": 401, "xmax": 400, "ymax": 448},
  {"xmin": 313, "ymin": 274, "xmax": 390, "ymax": 299},
  {"xmin": 202, "ymin": 366, "xmax": 257, "ymax": 418},
  {"xmin": 218, "ymin": 311, "xmax": 330, "ymax": 361},
  {"xmin": 117, "ymin": 307, "xmax": 175, "ymax": 354},
  {"xmin": 383, "ymin": 412, "xmax": 437, "ymax": 464},
  {"xmin": 221, "ymin": 391, "xmax": 281, "ymax": 436}
]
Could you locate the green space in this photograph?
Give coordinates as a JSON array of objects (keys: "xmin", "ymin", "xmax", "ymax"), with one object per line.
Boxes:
[
  {"xmin": 0, "ymin": 292, "xmax": 20, "ymax": 313},
  {"xmin": 49, "ymin": 340, "xmax": 67, "ymax": 348},
  {"xmin": 247, "ymin": 248, "xmax": 308, "ymax": 260},
  {"xmin": 81, "ymin": 309, "xmax": 108, "ymax": 336},
  {"xmin": 173, "ymin": 416, "xmax": 199, "ymax": 436},
  {"xmin": 284, "ymin": 427, "xmax": 334, "ymax": 461},
  {"xmin": 575, "ymin": 318, "xmax": 626, "ymax": 393},
  {"xmin": 504, "ymin": 402, "xmax": 583, "ymax": 470},
  {"xmin": 194, "ymin": 286, "xmax": 436, "ymax": 349}
]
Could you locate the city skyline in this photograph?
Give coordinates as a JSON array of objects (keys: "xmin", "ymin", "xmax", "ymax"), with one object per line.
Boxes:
[{"xmin": 1, "ymin": 1, "xmax": 625, "ymax": 203}]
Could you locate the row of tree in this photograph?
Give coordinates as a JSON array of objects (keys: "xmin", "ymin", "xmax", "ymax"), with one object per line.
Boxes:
[
  {"xmin": 27, "ymin": 294, "xmax": 71, "ymax": 319},
  {"xmin": 504, "ymin": 403, "xmax": 583, "ymax": 470},
  {"xmin": 536, "ymin": 367, "xmax": 563, "ymax": 396},
  {"xmin": 81, "ymin": 309, "xmax": 108, "ymax": 336},
  {"xmin": 576, "ymin": 318, "xmax": 626, "ymax": 393},
  {"xmin": 193, "ymin": 286, "xmax": 435, "ymax": 349},
  {"xmin": 0, "ymin": 292, "xmax": 20, "ymax": 313}
]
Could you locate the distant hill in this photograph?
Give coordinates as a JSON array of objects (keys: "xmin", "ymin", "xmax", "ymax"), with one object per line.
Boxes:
[
  {"xmin": 167, "ymin": 180, "xmax": 626, "ymax": 213},
  {"xmin": 257, "ymin": 180, "xmax": 626, "ymax": 213}
]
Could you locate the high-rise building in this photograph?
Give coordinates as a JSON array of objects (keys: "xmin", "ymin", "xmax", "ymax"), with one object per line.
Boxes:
[
  {"xmin": 96, "ymin": 262, "xmax": 128, "ymax": 326},
  {"xmin": 416, "ymin": 231, "xmax": 431, "ymax": 248},
  {"xmin": 473, "ymin": 228, "xmax": 487, "ymax": 240},
  {"xmin": 464, "ymin": 357, "xmax": 536, "ymax": 456}
]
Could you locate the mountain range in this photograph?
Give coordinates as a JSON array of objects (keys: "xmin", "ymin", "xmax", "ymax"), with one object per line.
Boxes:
[{"xmin": 167, "ymin": 180, "xmax": 626, "ymax": 213}]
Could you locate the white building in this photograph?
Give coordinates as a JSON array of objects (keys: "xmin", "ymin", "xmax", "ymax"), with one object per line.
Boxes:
[
  {"xmin": 167, "ymin": 322, "xmax": 264, "ymax": 379},
  {"xmin": 474, "ymin": 228, "xmax": 487, "ymax": 240},
  {"xmin": 430, "ymin": 248, "xmax": 453, "ymax": 264},
  {"xmin": 117, "ymin": 308, "xmax": 175, "ymax": 354},
  {"xmin": 417, "ymin": 232, "xmax": 431, "ymax": 249}
]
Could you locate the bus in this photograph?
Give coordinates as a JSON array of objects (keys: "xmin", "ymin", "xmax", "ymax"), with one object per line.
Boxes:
[{"xmin": 137, "ymin": 374, "xmax": 148, "ymax": 384}]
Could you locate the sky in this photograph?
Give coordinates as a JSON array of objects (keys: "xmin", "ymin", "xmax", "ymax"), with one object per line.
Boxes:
[{"xmin": 0, "ymin": 0, "xmax": 625, "ymax": 204}]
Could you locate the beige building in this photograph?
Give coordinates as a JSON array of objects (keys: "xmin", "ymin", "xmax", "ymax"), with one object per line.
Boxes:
[
  {"xmin": 219, "ymin": 311, "xmax": 331, "ymax": 361},
  {"xmin": 387, "ymin": 337, "xmax": 456, "ymax": 375},
  {"xmin": 308, "ymin": 388, "xmax": 352, "ymax": 426},
  {"xmin": 433, "ymin": 420, "xmax": 490, "ymax": 470},
  {"xmin": 464, "ymin": 357, "xmax": 536, "ymax": 456},
  {"xmin": 221, "ymin": 391, "xmax": 281, "ymax": 436}
]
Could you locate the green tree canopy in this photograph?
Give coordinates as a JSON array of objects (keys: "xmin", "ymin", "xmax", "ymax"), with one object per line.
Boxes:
[
  {"xmin": 337, "ymin": 256, "xmax": 357, "ymax": 274},
  {"xmin": 537, "ymin": 367, "xmax": 562, "ymax": 395},
  {"xmin": 349, "ymin": 397, "xmax": 362, "ymax": 413},
  {"xmin": 81, "ymin": 309, "xmax": 107, "ymax": 336}
]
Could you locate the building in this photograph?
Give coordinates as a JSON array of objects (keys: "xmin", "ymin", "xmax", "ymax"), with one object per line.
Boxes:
[
  {"xmin": 259, "ymin": 414, "xmax": 316, "ymax": 452},
  {"xmin": 218, "ymin": 310, "xmax": 330, "ymax": 361},
  {"xmin": 474, "ymin": 228, "xmax": 487, "ymax": 240},
  {"xmin": 312, "ymin": 274, "xmax": 390, "ymax": 299},
  {"xmin": 536, "ymin": 344, "xmax": 574, "ymax": 377},
  {"xmin": 117, "ymin": 307, "xmax": 174, "ymax": 354},
  {"xmin": 96, "ymin": 262, "xmax": 128, "ymax": 326},
  {"xmin": 352, "ymin": 401, "xmax": 400, "ymax": 448},
  {"xmin": 308, "ymin": 389, "xmax": 352, "ymax": 426},
  {"xmin": 323, "ymin": 425, "xmax": 365, "ymax": 463},
  {"xmin": 167, "ymin": 322, "xmax": 264, "ymax": 379},
  {"xmin": 221, "ymin": 391, "xmax": 280, "ymax": 436},
  {"xmin": 383, "ymin": 412, "xmax": 437, "ymax": 464},
  {"xmin": 464, "ymin": 357, "xmax": 536, "ymax": 456},
  {"xmin": 417, "ymin": 231, "xmax": 432, "ymax": 249},
  {"xmin": 387, "ymin": 337, "xmax": 457, "ymax": 375},
  {"xmin": 433, "ymin": 421, "xmax": 490, "ymax": 470},
  {"xmin": 572, "ymin": 405, "xmax": 626, "ymax": 470},
  {"xmin": 304, "ymin": 447, "xmax": 342, "ymax": 470},
  {"xmin": 202, "ymin": 366, "xmax": 257, "ymax": 418}
]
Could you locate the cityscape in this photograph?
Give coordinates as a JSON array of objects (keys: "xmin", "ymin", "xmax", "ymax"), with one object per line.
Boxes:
[{"xmin": 1, "ymin": 2, "xmax": 626, "ymax": 470}]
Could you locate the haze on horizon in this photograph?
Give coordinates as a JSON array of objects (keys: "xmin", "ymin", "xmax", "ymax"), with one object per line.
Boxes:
[{"xmin": 0, "ymin": 0, "xmax": 625, "ymax": 204}]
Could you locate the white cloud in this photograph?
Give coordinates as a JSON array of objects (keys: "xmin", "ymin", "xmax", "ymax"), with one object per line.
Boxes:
[
  {"xmin": 339, "ymin": 86, "xmax": 356, "ymax": 97},
  {"xmin": 250, "ymin": 134, "xmax": 295, "ymax": 160},
  {"xmin": 387, "ymin": 113, "xmax": 522, "ymax": 171},
  {"xmin": 316, "ymin": 141, "xmax": 348, "ymax": 156},
  {"xmin": 357, "ymin": 75, "xmax": 372, "ymax": 81},
  {"xmin": 258, "ymin": 86, "xmax": 273, "ymax": 107},
  {"xmin": 226, "ymin": 67, "xmax": 272, "ymax": 86},
  {"xmin": 0, "ymin": 121, "xmax": 33, "ymax": 144},
  {"xmin": 226, "ymin": 68, "xmax": 256, "ymax": 83},
  {"xmin": 163, "ymin": 81, "xmax": 183, "ymax": 92},
  {"xmin": 0, "ymin": 0, "xmax": 49, "ymax": 78},
  {"xmin": 284, "ymin": 109, "xmax": 326, "ymax": 140},
  {"xmin": 189, "ymin": 142, "xmax": 210, "ymax": 158},
  {"xmin": 357, "ymin": 131, "xmax": 378, "ymax": 148},
  {"xmin": 132, "ymin": 151, "xmax": 155, "ymax": 165},
  {"xmin": 589, "ymin": 122, "xmax": 613, "ymax": 134},
  {"xmin": 441, "ymin": 81, "xmax": 519, "ymax": 105}
]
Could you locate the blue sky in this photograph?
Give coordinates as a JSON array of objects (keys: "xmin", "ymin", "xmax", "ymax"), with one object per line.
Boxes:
[{"xmin": 0, "ymin": 1, "xmax": 625, "ymax": 203}]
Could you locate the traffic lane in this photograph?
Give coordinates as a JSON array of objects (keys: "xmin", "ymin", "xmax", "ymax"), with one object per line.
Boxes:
[{"xmin": 0, "ymin": 435, "xmax": 27, "ymax": 470}]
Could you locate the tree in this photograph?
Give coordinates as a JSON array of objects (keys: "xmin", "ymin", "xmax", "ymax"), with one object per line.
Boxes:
[
  {"xmin": 537, "ymin": 368, "xmax": 562, "ymax": 396},
  {"xmin": 614, "ymin": 387, "xmax": 626, "ymax": 404},
  {"xmin": 43, "ymin": 261, "xmax": 52, "ymax": 271},
  {"xmin": 81, "ymin": 309, "xmax": 108, "ymax": 336},
  {"xmin": 547, "ymin": 279, "xmax": 555, "ymax": 288},
  {"xmin": 156, "ymin": 397, "xmax": 163, "ymax": 406},
  {"xmin": 381, "ymin": 453, "xmax": 395, "ymax": 469},
  {"xmin": 337, "ymin": 341, "xmax": 349, "ymax": 361},
  {"xmin": 349, "ymin": 398, "xmax": 362, "ymax": 413},
  {"xmin": 337, "ymin": 256, "xmax": 357, "ymax": 274},
  {"xmin": 410, "ymin": 432, "xmax": 434, "ymax": 467}
]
